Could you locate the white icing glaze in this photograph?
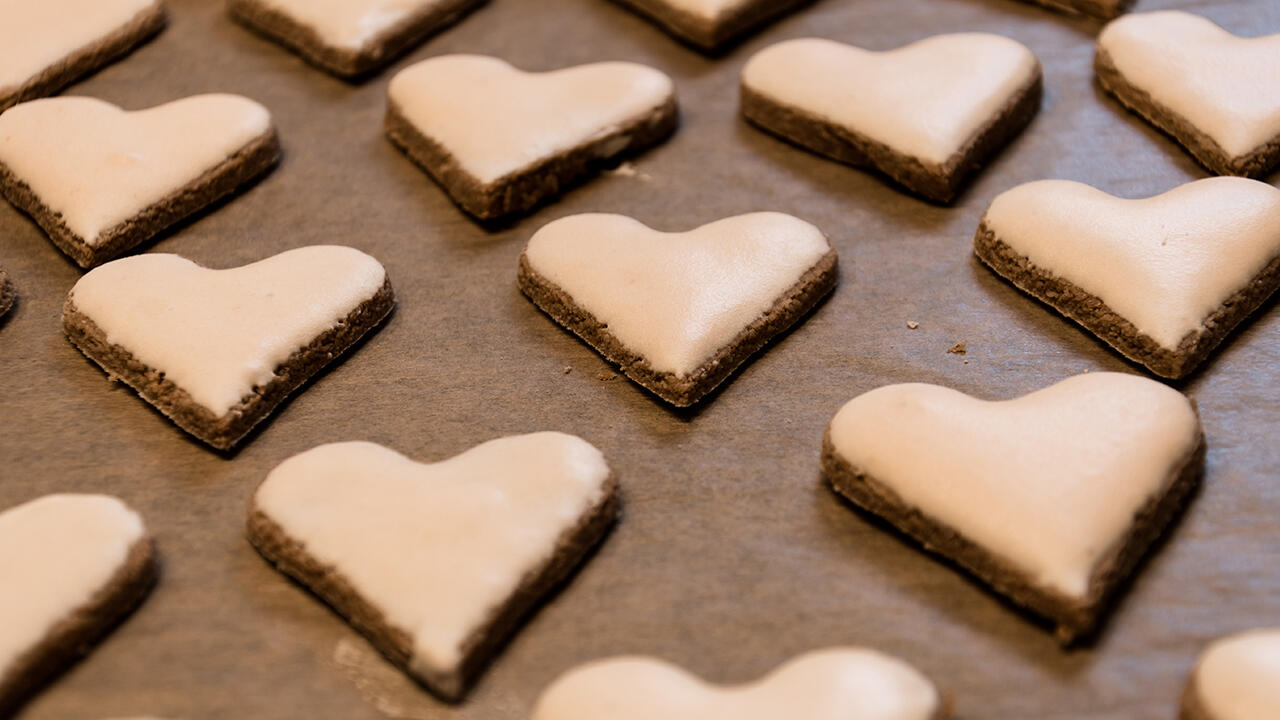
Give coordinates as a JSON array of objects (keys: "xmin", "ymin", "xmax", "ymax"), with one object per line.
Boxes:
[
  {"xmin": 0, "ymin": 0, "xmax": 158, "ymax": 94},
  {"xmin": 983, "ymin": 177, "xmax": 1280, "ymax": 351},
  {"xmin": 531, "ymin": 648, "xmax": 940, "ymax": 720},
  {"xmin": 0, "ymin": 95, "xmax": 271, "ymax": 244},
  {"xmin": 1098, "ymin": 11, "xmax": 1280, "ymax": 159},
  {"xmin": 254, "ymin": 433, "xmax": 612, "ymax": 677},
  {"xmin": 523, "ymin": 212, "xmax": 831, "ymax": 377},
  {"xmin": 69, "ymin": 246, "xmax": 386, "ymax": 417},
  {"xmin": 652, "ymin": 0, "xmax": 747, "ymax": 20},
  {"xmin": 742, "ymin": 35, "xmax": 1039, "ymax": 165},
  {"xmin": 0, "ymin": 494, "xmax": 145, "ymax": 680},
  {"xmin": 827, "ymin": 372, "xmax": 1199, "ymax": 599},
  {"xmin": 252, "ymin": 0, "xmax": 451, "ymax": 50},
  {"xmin": 1195, "ymin": 628, "xmax": 1280, "ymax": 720},
  {"xmin": 388, "ymin": 55, "xmax": 674, "ymax": 184}
]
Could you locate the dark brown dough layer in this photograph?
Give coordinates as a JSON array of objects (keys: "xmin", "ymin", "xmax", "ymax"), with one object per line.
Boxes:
[{"xmin": 1015, "ymin": 0, "xmax": 1132, "ymax": 21}]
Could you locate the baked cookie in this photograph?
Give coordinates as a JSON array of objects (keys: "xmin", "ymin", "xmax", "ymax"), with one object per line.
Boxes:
[
  {"xmin": 228, "ymin": 0, "xmax": 485, "ymax": 78},
  {"xmin": 1181, "ymin": 629, "xmax": 1280, "ymax": 720},
  {"xmin": 0, "ymin": 268, "xmax": 13, "ymax": 319},
  {"xmin": 248, "ymin": 433, "xmax": 618, "ymax": 701},
  {"xmin": 0, "ymin": 94, "xmax": 279, "ymax": 268},
  {"xmin": 0, "ymin": 0, "xmax": 166, "ymax": 112},
  {"xmin": 606, "ymin": 0, "xmax": 812, "ymax": 51},
  {"xmin": 741, "ymin": 35, "xmax": 1041, "ymax": 203},
  {"xmin": 1014, "ymin": 0, "xmax": 1131, "ymax": 21},
  {"xmin": 975, "ymin": 177, "xmax": 1280, "ymax": 379},
  {"xmin": 532, "ymin": 648, "xmax": 946, "ymax": 719},
  {"xmin": 518, "ymin": 212, "xmax": 837, "ymax": 407},
  {"xmin": 1096, "ymin": 12, "xmax": 1280, "ymax": 178},
  {"xmin": 63, "ymin": 246, "xmax": 394, "ymax": 451},
  {"xmin": 821, "ymin": 372, "xmax": 1204, "ymax": 643},
  {"xmin": 386, "ymin": 55, "xmax": 677, "ymax": 222},
  {"xmin": 0, "ymin": 494, "xmax": 157, "ymax": 716}
]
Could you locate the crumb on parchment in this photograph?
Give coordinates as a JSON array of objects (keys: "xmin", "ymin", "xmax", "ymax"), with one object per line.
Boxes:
[
  {"xmin": 596, "ymin": 371, "xmax": 617, "ymax": 382},
  {"xmin": 907, "ymin": 321, "xmax": 919, "ymax": 329},
  {"xmin": 563, "ymin": 367, "xmax": 572, "ymax": 375},
  {"xmin": 947, "ymin": 342, "xmax": 967, "ymax": 355}
]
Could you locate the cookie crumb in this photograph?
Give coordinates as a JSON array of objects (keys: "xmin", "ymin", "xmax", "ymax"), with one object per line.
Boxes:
[
  {"xmin": 563, "ymin": 367, "xmax": 572, "ymax": 375},
  {"xmin": 606, "ymin": 162, "xmax": 652, "ymax": 181},
  {"xmin": 947, "ymin": 342, "xmax": 967, "ymax": 355},
  {"xmin": 907, "ymin": 321, "xmax": 919, "ymax": 329},
  {"xmin": 596, "ymin": 371, "xmax": 617, "ymax": 382}
]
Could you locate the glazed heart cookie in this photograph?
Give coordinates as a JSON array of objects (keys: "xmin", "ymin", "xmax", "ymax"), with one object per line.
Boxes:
[
  {"xmin": 63, "ymin": 246, "xmax": 394, "ymax": 450},
  {"xmin": 386, "ymin": 55, "xmax": 677, "ymax": 221},
  {"xmin": 0, "ymin": 494, "xmax": 157, "ymax": 716},
  {"xmin": 532, "ymin": 648, "xmax": 946, "ymax": 720},
  {"xmin": 0, "ymin": 94, "xmax": 279, "ymax": 268},
  {"xmin": 1097, "ymin": 11, "xmax": 1280, "ymax": 178},
  {"xmin": 975, "ymin": 177, "xmax": 1280, "ymax": 379},
  {"xmin": 606, "ymin": 0, "xmax": 813, "ymax": 51},
  {"xmin": 741, "ymin": 35, "xmax": 1041, "ymax": 203},
  {"xmin": 519, "ymin": 212, "xmax": 837, "ymax": 406},
  {"xmin": 0, "ymin": 0, "xmax": 166, "ymax": 112},
  {"xmin": 822, "ymin": 372, "xmax": 1204, "ymax": 642},
  {"xmin": 228, "ymin": 0, "xmax": 485, "ymax": 77},
  {"xmin": 1182, "ymin": 629, "xmax": 1280, "ymax": 720},
  {"xmin": 248, "ymin": 433, "xmax": 618, "ymax": 700}
]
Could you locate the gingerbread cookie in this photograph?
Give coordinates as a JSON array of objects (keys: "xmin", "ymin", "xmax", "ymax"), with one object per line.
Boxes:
[
  {"xmin": 975, "ymin": 177, "xmax": 1280, "ymax": 379},
  {"xmin": 0, "ymin": 494, "xmax": 157, "ymax": 716},
  {"xmin": 741, "ymin": 35, "xmax": 1041, "ymax": 203},
  {"xmin": 228, "ymin": 0, "xmax": 484, "ymax": 78},
  {"xmin": 1182, "ymin": 629, "xmax": 1280, "ymax": 720},
  {"xmin": 532, "ymin": 648, "xmax": 946, "ymax": 719},
  {"xmin": 519, "ymin": 212, "xmax": 837, "ymax": 406},
  {"xmin": 1096, "ymin": 11, "xmax": 1280, "ymax": 178},
  {"xmin": 0, "ymin": 0, "xmax": 166, "ymax": 112},
  {"xmin": 0, "ymin": 94, "xmax": 279, "ymax": 268},
  {"xmin": 821, "ymin": 372, "xmax": 1204, "ymax": 643},
  {"xmin": 386, "ymin": 55, "xmax": 677, "ymax": 221},
  {"xmin": 63, "ymin": 246, "xmax": 394, "ymax": 450},
  {"xmin": 248, "ymin": 433, "xmax": 618, "ymax": 700},
  {"xmin": 606, "ymin": 0, "xmax": 812, "ymax": 51}
]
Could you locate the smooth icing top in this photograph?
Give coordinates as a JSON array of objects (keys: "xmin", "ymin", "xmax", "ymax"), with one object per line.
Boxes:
[
  {"xmin": 69, "ymin": 246, "xmax": 386, "ymax": 417},
  {"xmin": 388, "ymin": 55, "xmax": 674, "ymax": 184},
  {"xmin": 827, "ymin": 372, "xmax": 1199, "ymax": 599},
  {"xmin": 252, "ymin": 0, "xmax": 447, "ymax": 50},
  {"xmin": 655, "ymin": 0, "xmax": 747, "ymax": 20},
  {"xmin": 1195, "ymin": 628, "xmax": 1280, "ymax": 720},
  {"xmin": 983, "ymin": 177, "xmax": 1280, "ymax": 351},
  {"xmin": 531, "ymin": 648, "xmax": 940, "ymax": 720},
  {"xmin": 0, "ymin": 494, "xmax": 145, "ymax": 680},
  {"xmin": 0, "ymin": 0, "xmax": 158, "ymax": 93},
  {"xmin": 254, "ymin": 433, "xmax": 612, "ymax": 677},
  {"xmin": 1098, "ymin": 11, "xmax": 1280, "ymax": 159},
  {"xmin": 523, "ymin": 212, "xmax": 831, "ymax": 377},
  {"xmin": 742, "ymin": 35, "xmax": 1039, "ymax": 165},
  {"xmin": 0, "ymin": 95, "xmax": 271, "ymax": 244}
]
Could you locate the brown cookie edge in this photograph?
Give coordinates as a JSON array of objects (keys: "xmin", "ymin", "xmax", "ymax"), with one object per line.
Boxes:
[
  {"xmin": 606, "ymin": 0, "xmax": 814, "ymax": 51},
  {"xmin": 0, "ymin": 269, "xmax": 14, "ymax": 319}
]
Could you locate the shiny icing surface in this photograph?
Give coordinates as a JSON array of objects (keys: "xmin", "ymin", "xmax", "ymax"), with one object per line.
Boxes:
[
  {"xmin": 983, "ymin": 177, "xmax": 1280, "ymax": 351},
  {"xmin": 0, "ymin": 0, "xmax": 158, "ymax": 93},
  {"xmin": 1195, "ymin": 628, "xmax": 1280, "ymax": 720},
  {"xmin": 388, "ymin": 55, "xmax": 674, "ymax": 184},
  {"xmin": 1098, "ymin": 11, "xmax": 1280, "ymax": 159},
  {"xmin": 742, "ymin": 35, "xmax": 1038, "ymax": 164},
  {"xmin": 0, "ymin": 494, "xmax": 145, "ymax": 680},
  {"xmin": 827, "ymin": 372, "xmax": 1199, "ymax": 599},
  {"xmin": 69, "ymin": 246, "xmax": 386, "ymax": 417},
  {"xmin": 252, "ymin": 0, "xmax": 451, "ymax": 50},
  {"xmin": 657, "ymin": 0, "xmax": 747, "ymax": 20},
  {"xmin": 523, "ymin": 212, "xmax": 831, "ymax": 377},
  {"xmin": 254, "ymin": 433, "xmax": 612, "ymax": 677},
  {"xmin": 531, "ymin": 648, "xmax": 940, "ymax": 720},
  {"xmin": 0, "ymin": 95, "xmax": 271, "ymax": 244}
]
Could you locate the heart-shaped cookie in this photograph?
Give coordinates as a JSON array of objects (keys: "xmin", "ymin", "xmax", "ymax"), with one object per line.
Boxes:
[
  {"xmin": 0, "ymin": 94, "xmax": 280, "ymax": 268},
  {"xmin": 741, "ymin": 35, "xmax": 1041, "ymax": 203},
  {"xmin": 248, "ymin": 433, "xmax": 618, "ymax": 700},
  {"xmin": 228, "ymin": 0, "xmax": 484, "ymax": 77},
  {"xmin": 1183, "ymin": 629, "xmax": 1280, "ymax": 720},
  {"xmin": 0, "ymin": 0, "xmax": 166, "ymax": 112},
  {"xmin": 519, "ymin": 212, "xmax": 837, "ymax": 406},
  {"xmin": 532, "ymin": 648, "xmax": 945, "ymax": 720},
  {"xmin": 975, "ymin": 177, "xmax": 1280, "ymax": 379},
  {"xmin": 63, "ymin": 245, "xmax": 394, "ymax": 450},
  {"xmin": 0, "ymin": 494, "xmax": 157, "ymax": 716},
  {"xmin": 822, "ymin": 372, "xmax": 1204, "ymax": 642},
  {"xmin": 1097, "ymin": 11, "xmax": 1280, "ymax": 178},
  {"xmin": 386, "ymin": 55, "xmax": 677, "ymax": 221},
  {"xmin": 606, "ymin": 0, "xmax": 812, "ymax": 51}
]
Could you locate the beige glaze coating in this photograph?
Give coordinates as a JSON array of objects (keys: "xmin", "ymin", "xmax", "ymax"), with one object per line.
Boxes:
[
  {"xmin": 250, "ymin": 0, "xmax": 456, "ymax": 49},
  {"xmin": 0, "ymin": 0, "xmax": 159, "ymax": 93},
  {"xmin": 1193, "ymin": 628, "xmax": 1280, "ymax": 720}
]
